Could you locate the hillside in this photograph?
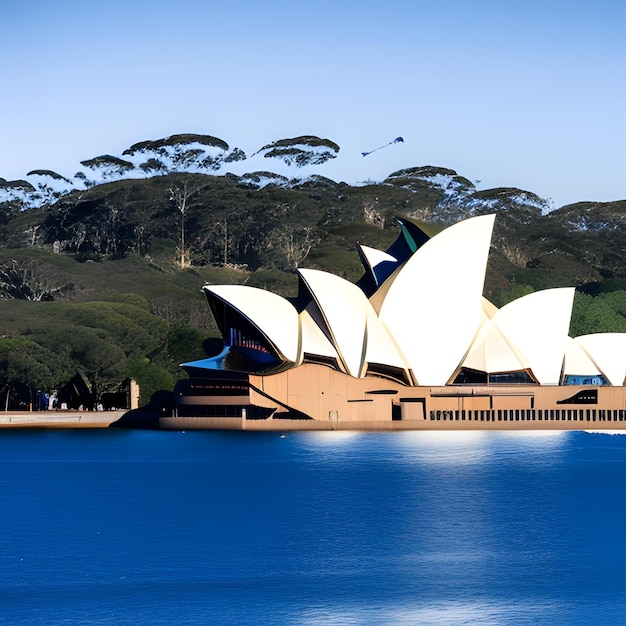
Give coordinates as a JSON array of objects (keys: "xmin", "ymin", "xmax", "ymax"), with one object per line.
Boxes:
[{"xmin": 0, "ymin": 133, "xmax": 625, "ymax": 408}]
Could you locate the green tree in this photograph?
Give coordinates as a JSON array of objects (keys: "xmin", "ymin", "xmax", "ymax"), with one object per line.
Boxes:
[
  {"xmin": 491, "ymin": 283, "xmax": 535, "ymax": 308},
  {"xmin": 599, "ymin": 290, "xmax": 626, "ymax": 319},
  {"xmin": 61, "ymin": 302, "xmax": 168, "ymax": 358},
  {"xmin": 166, "ymin": 323, "xmax": 209, "ymax": 365},
  {"xmin": 126, "ymin": 357, "xmax": 175, "ymax": 406},
  {"xmin": 570, "ymin": 291, "xmax": 626, "ymax": 337},
  {"xmin": 0, "ymin": 338, "xmax": 70, "ymax": 409},
  {"xmin": 31, "ymin": 326, "xmax": 128, "ymax": 407}
]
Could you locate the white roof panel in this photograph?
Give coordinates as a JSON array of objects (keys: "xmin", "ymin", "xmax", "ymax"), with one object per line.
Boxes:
[
  {"xmin": 358, "ymin": 244, "xmax": 398, "ymax": 287},
  {"xmin": 492, "ymin": 288, "xmax": 575, "ymax": 385},
  {"xmin": 300, "ymin": 305, "xmax": 340, "ymax": 360},
  {"xmin": 298, "ymin": 268, "xmax": 368, "ymax": 378},
  {"xmin": 358, "ymin": 244, "xmax": 397, "ymax": 269},
  {"xmin": 563, "ymin": 336, "xmax": 602, "ymax": 377},
  {"xmin": 204, "ymin": 284, "xmax": 300, "ymax": 363},
  {"xmin": 378, "ymin": 214, "xmax": 495, "ymax": 385},
  {"xmin": 462, "ymin": 317, "xmax": 528, "ymax": 374},
  {"xmin": 364, "ymin": 306, "xmax": 410, "ymax": 372},
  {"xmin": 575, "ymin": 333, "xmax": 626, "ymax": 386}
]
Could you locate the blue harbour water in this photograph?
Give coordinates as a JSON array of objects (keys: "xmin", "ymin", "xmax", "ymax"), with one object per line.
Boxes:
[{"xmin": 2, "ymin": 428, "xmax": 626, "ymax": 625}]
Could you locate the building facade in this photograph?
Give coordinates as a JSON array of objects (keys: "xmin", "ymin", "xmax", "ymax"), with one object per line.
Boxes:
[{"xmin": 131, "ymin": 214, "xmax": 626, "ymax": 430}]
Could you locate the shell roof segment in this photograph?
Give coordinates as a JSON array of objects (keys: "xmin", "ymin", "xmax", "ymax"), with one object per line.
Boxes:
[
  {"xmin": 203, "ymin": 284, "xmax": 300, "ymax": 364},
  {"xmin": 563, "ymin": 337, "xmax": 603, "ymax": 379},
  {"xmin": 490, "ymin": 288, "xmax": 575, "ymax": 385},
  {"xmin": 356, "ymin": 244, "xmax": 398, "ymax": 291},
  {"xmin": 299, "ymin": 304, "xmax": 340, "ymax": 361},
  {"xmin": 574, "ymin": 334, "xmax": 626, "ymax": 386},
  {"xmin": 297, "ymin": 268, "xmax": 369, "ymax": 378},
  {"xmin": 363, "ymin": 305, "xmax": 411, "ymax": 376},
  {"xmin": 461, "ymin": 316, "xmax": 531, "ymax": 376},
  {"xmin": 376, "ymin": 213, "xmax": 495, "ymax": 386}
]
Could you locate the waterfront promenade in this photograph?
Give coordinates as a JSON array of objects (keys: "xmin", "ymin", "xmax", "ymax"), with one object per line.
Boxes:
[
  {"xmin": 4, "ymin": 410, "xmax": 626, "ymax": 432},
  {"xmin": 0, "ymin": 410, "xmax": 125, "ymax": 428}
]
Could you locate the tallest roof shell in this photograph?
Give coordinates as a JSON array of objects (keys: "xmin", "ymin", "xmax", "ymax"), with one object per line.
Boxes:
[{"xmin": 376, "ymin": 213, "xmax": 495, "ymax": 386}]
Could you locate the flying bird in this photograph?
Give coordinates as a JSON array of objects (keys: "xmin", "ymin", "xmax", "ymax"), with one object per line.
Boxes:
[{"xmin": 362, "ymin": 136, "xmax": 404, "ymax": 157}]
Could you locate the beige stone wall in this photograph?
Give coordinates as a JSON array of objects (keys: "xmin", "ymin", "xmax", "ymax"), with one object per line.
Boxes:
[
  {"xmin": 251, "ymin": 365, "xmax": 402, "ymax": 421},
  {"xmin": 249, "ymin": 363, "xmax": 626, "ymax": 425}
]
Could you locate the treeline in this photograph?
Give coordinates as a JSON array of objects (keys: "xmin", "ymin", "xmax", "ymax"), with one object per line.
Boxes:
[
  {"xmin": 2, "ymin": 174, "xmax": 426, "ymax": 273},
  {"xmin": 0, "ymin": 171, "xmax": 625, "ymax": 408},
  {"xmin": 0, "ymin": 297, "xmax": 211, "ymax": 410}
]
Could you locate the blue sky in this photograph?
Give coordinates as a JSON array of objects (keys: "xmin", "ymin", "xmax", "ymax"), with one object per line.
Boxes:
[{"xmin": 2, "ymin": 0, "xmax": 625, "ymax": 207}]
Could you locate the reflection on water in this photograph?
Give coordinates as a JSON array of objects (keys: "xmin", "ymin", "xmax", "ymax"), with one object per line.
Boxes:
[
  {"xmin": 295, "ymin": 599, "xmax": 563, "ymax": 626},
  {"xmin": 299, "ymin": 430, "xmax": 364, "ymax": 446}
]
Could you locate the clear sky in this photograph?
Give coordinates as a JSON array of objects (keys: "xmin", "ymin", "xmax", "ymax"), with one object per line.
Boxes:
[{"xmin": 2, "ymin": 0, "xmax": 625, "ymax": 208}]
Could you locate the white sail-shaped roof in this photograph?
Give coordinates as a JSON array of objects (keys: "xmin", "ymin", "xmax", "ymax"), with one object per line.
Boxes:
[
  {"xmin": 461, "ymin": 298, "xmax": 530, "ymax": 375},
  {"xmin": 203, "ymin": 285, "xmax": 300, "ymax": 363},
  {"xmin": 357, "ymin": 244, "xmax": 398, "ymax": 288},
  {"xmin": 462, "ymin": 317, "xmax": 529, "ymax": 374},
  {"xmin": 377, "ymin": 213, "xmax": 495, "ymax": 386},
  {"xmin": 563, "ymin": 336, "xmax": 603, "ymax": 378},
  {"xmin": 299, "ymin": 304, "xmax": 340, "ymax": 361},
  {"xmin": 298, "ymin": 268, "xmax": 369, "ymax": 378},
  {"xmin": 364, "ymin": 305, "xmax": 411, "ymax": 374},
  {"xmin": 491, "ymin": 288, "xmax": 575, "ymax": 385},
  {"xmin": 575, "ymin": 334, "xmax": 626, "ymax": 386}
]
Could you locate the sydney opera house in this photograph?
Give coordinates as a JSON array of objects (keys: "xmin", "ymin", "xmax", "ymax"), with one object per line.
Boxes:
[{"xmin": 137, "ymin": 213, "xmax": 626, "ymax": 431}]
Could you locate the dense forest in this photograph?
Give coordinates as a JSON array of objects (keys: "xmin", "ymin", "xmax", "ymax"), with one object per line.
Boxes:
[{"xmin": 1, "ymin": 165, "xmax": 625, "ymax": 410}]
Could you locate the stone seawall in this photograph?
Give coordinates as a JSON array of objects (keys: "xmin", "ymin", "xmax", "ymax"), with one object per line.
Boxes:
[
  {"xmin": 6, "ymin": 411, "xmax": 625, "ymax": 432},
  {"xmin": 156, "ymin": 416, "xmax": 626, "ymax": 432},
  {"xmin": 0, "ymin": 411, "xmax": 125, "ymax": 428}
]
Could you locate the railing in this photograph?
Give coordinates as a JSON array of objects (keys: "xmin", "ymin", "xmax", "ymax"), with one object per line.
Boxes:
[{"xmin": 429, "ymin": 408, "xmax": 626, "ymax": 422}]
